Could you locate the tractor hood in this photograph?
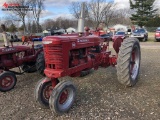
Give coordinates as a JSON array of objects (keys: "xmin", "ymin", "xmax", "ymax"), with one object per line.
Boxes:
[
  {"xmin": 0, "ymin": 46, "xmax": 30, "ymax": 55},
  {"xmin": 42, "ymin": 35, "xmax": 102, "ymax": 49}
]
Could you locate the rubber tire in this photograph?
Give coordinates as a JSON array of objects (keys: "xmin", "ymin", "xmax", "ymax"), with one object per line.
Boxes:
[
  {"xmin": 0, "ymin": 71, "xmax": 17, "ymax": 92},
  {"xmin": 80, "ymin": 69, "xmax": 91, "ymax": 77},
  {"xmin": 21, "ymin": 62, "xmax": 37, "ymax": 73},
  {"xmin": 142, "ymin": 37, "xmax": 146, "ymax": 42},
  {"xmin": 36, "ymin": 52, "xmax": 45, "ymax": 76},
  {"xmin": 117, "ymin": 38, "xmax": 141, "ymax": 87},
  {"xmin": 142, "ymin": 35, "xmax": 148, "ymax": 42},
  {"xmin": 49, "ymin": 81, "xmax": 76, "ymax": 115},
  {"xmin": 34, "ymin": 78, "xmax": 59, "ymax": 108}
]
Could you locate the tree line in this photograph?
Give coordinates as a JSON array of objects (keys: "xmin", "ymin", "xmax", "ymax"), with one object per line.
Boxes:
[
  {"xmin": 1, "ymin": 0, "xmax": 160, "ymax": 34},
  {"xmin": 1, "ymin": 0, "xmax": 44, "ymax": 34}
]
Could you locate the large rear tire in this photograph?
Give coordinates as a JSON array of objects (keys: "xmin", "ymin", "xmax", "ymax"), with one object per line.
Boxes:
[
  {"xmin": 117, "ymin": 38, "xmax": 141, "ymax": 87},
  {"xmin": 36, "ymin": 52, "xmax": 45, "ymax": 76},
  {"xmin": 21, "ymin": 62, "xmax": 37, "ymax": 73},
  {"xmin": 49, "ymin": 81, "xmax": 76, "ymax": 115},
  {"xmin": 0, "ymin": 71, "xmax": 17, "ymax": 92}
]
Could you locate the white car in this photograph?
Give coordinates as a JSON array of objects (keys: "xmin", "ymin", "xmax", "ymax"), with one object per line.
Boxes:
[{"xmin": 131, "ymin": 28, "xmax": 148, "ymax": 42}]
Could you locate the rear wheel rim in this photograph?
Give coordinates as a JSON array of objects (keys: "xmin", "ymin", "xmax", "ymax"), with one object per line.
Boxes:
[
  {"xmin": 58, "ymin": 87, "xmax": 74, "ymax": 110},
  {"xmin": 59, "ymin": 90, "xmax": 68, "ymax": 104},
  {"xmin": 130, "ymin": 45, "xmax": 140, "ymax": 80},
  {"xmin": 0, "ymin": 76, "xmax": 14, "ymax": 89}
]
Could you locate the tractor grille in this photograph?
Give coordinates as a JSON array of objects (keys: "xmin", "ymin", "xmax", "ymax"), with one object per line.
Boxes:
[{"xmin": 44, "ymin": 44, "xmax": 63, "ymax": 69}]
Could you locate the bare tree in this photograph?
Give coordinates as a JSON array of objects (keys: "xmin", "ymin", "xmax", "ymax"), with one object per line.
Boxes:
[
  {"xmin": 41, "ymin": 18, "xmax": 78, "ymax": 31},
  {"xmin": 69, "ymin": 2, "xmax": 89, "ymax": 19},
  {"xmin": 109, "ymin": 8, "xmax": 132, "ymax": 26},
  {"xmin": 103, "ymin": 3, "xmax": 116, "ymax": 28},
  {"xmin": 31, "ymin": 0, "xmax": 44, "ymax": 33},
  {"xmin": 88, "ymin": 0, "xmax": 117, "ymax": 28},
  {"xmin": 41, "ymin": 19, "xmax": 55, "ymax": 30},
  {"xmin": 69, "ymin": 2, "xmax": 81, "ymax": 19},
  {"xmin": 69, "ymin": 0, "xmax": 116, "ymax": 29},
  {"xmin": 8, "ymin": 0, "xmax": 32, "ymax": 34},
  {"xmin": 3, "ymin": 16, "xmax": 21, "ymax": 28},
  {"xmin": 26, "ymin": 12, "xmax": 34, "ymax": 33}
]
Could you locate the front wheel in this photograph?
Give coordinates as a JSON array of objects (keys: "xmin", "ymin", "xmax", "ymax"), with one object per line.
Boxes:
[
  {"xmin": 49, "ymin": 81, "xmax": 76, "ymax": 115},
  {"xmin": 0, "ymin": 71, "xmax": 17, "ymax": 92},
  {"xmin": 34, "ymin": 78, "xmax": 59, "ymax": 108},
  {"xmin": 117, "ymin": 38, "xmax": 141, "ymax": 87}
]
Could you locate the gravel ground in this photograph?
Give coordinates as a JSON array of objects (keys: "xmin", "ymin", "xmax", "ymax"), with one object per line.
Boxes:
[{"xmin": 0, "ymin": 42, "xmax": 160, "ymax": 120}]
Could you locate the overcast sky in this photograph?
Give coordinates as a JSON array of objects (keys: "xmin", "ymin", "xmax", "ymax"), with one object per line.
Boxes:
[{"xmin": 0, "ymin": 0, "xmax": 160, "ymax": 22}]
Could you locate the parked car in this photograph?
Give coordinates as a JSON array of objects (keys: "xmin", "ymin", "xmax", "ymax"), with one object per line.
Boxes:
[
  {"xmin": 155, "ymin": 27, "xmax": 160, "ymax": 42},
  {"xmin": 10, "ymin": 35, "xmax": 21, "ymax": 42},
  {"xmin": 131, "ymin": 28, "xmax": 148, "ymax": 42},
  {"xmin": 112, "ymin": 31, "xmax": 126, "ymax": 42},
  {"xmin": 100, "ymin": 32, "xmax": 113, "ymax": 41}
]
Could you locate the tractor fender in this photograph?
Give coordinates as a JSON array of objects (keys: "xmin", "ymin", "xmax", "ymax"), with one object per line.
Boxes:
[{"xmin": 113, "ymin": 37, "xmax": 123, "ymax": 54}]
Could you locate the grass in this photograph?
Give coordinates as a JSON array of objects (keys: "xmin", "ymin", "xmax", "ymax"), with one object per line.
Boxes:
[
  {"xmin": 148, "ymin": 32, "xmax": 155, "ymax": 37},
  {"xmin": 147, "ymin": 32, "xmax": 155, "ymax": 42}
]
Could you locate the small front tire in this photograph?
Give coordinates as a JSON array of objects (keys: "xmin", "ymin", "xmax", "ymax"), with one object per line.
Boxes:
[
  {"xmin": 49, "ymin": 81, "xmax": 76, "ymax": 115},
  {"xmin": 34, "ymin": 78, "xmax": 59, "ymax": 108}
]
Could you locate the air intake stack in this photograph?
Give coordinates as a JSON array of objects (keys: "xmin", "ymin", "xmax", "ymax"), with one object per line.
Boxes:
[{"xmin": 78, "ymin": 2, "xmax": 85, "ymax": 35}]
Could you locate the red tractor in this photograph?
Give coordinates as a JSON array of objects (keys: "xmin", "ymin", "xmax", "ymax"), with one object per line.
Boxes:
[
  {"xmin": 0, "ymin": 24, "xmax": 43, "ymax": 92},
  {"xmin": 34, "ymin": 3, "xmax": 141, "ymax": 115}
]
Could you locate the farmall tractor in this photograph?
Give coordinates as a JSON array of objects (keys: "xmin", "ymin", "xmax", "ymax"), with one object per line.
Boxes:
[
  {"xmin": 34, "ymin": 3, "xmax": 141, "ymax": 115},
  {"xmin": 0, "ymin": 24, "xmax": 43, "ymax": 92}
]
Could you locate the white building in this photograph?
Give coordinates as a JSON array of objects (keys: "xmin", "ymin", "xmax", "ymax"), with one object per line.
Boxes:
[
  {"xmin": 113, "ymin": 24, "xmax": 128, "ymax": 32},
  {"xmin": 43, "ymin": 30, "xmax": 51, "ymax": 36},
  {"xmin": 66, "ymin": 27, "xmax": 76, "ymax": 33},
  {"xmin": 57, "ymin": 28, "xmax": 66, "ymax": 33}
]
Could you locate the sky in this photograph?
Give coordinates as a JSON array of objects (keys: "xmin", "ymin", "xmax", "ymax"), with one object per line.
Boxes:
[{"xmin": 0, "ymin": 0, "xmax": 160, "ymax": 22}]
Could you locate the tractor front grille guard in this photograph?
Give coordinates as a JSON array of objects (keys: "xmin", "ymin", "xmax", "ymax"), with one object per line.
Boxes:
[{"xmin": 44, "ymin": 44, "xmax": 63, "ymax": 70}]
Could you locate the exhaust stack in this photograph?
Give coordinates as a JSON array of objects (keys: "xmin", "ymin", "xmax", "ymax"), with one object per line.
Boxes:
[
  {"xmin": 78, "ymin": 2, "xmax": 85, "ymax": 33},
  {"xmin": 1, "ymin": 24, "xmax": 9, "ymax": 47}
]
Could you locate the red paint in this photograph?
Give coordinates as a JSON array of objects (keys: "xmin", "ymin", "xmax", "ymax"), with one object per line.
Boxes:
[
  {"xmin": 59, "ymin": 90, "xmax": 68, "ymax": 104},
  {"xmin": 130, "ymin": 50, "xmax": 135, "ymax": 75},
  {"xmin": 43, "ymin": 85, "xmax": 53, "ymax": 100},
  {"xmin": 42, "ymin": 78, "xmax": 59, "ymax": 99},
  {"xmin": 43, "ymin": 32, "xmax": 121, "ymax": 82},
  {"xmin": 0, "ymin": 44, "xmax": 42, "ymax": 70},
  {"xmin": 113, "ymin": 38, "xmax": 123, "ymax": 53},
  {"xmin": 0, "ymin": 75, "xmax": 13, "ymax": 88}
]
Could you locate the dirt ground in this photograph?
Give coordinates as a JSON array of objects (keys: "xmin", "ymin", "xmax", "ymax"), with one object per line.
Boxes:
[{"xmin": 0, "ymin": 42, "xmax": 160, "ymax": 120}]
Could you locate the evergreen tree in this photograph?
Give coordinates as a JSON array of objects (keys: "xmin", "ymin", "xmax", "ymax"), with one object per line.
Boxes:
[
  {"xmin": 145, "ymin": 16, "xmax": 160, "ymax": 27},
  {"xmin": 129, "ymin": 0, "xmax": 157, "ymax": 27}
]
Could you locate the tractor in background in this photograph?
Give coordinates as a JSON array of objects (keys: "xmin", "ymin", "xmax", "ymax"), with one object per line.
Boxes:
[
  {"xmin": 0, "ymin": 24, "xmax": 43, "ymax": 92},
  {"xmin": 34, "ymin": 3, "xmax": 141, "ymax": 115}
]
